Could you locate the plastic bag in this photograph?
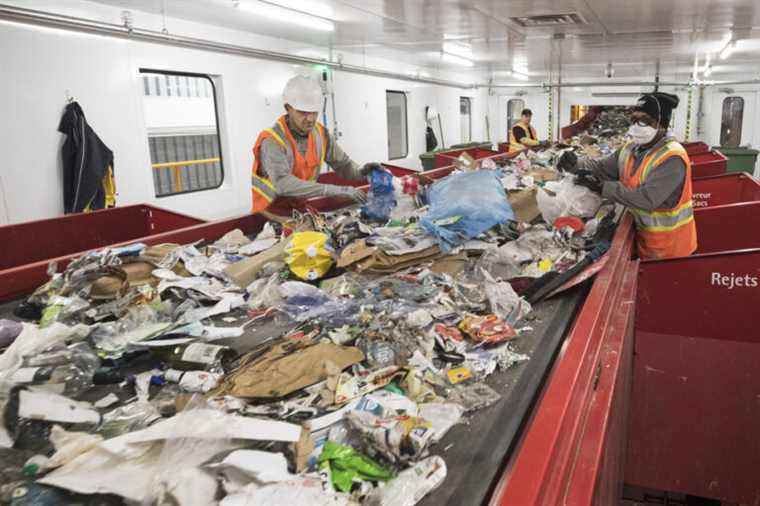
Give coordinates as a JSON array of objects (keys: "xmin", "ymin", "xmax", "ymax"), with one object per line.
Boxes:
[
  {"xmin": 362, "ymin": 169, "xmax": 397, "ymax": 222},
  {"xmin": 389, "ymin": 176, "xmax": 418, "ymax": 222},
  {"xmin": 481, "ymin": 269, "xmax": 532, "ymax": 325},
  {"xmin": 285, "ymin": 231, "xmax": 334, "ymax": 281},
  {"xmin": 536, "ymin": 177, "xmax": 602, "ymax": 225},
  {"xmin": 318, "ymin": 441, "xmax": 395, "ymax": 493},
  {"xmin": 0, "ymin": 319, "xmax": 23, "ymax": 348},
  {"xmin": 420, "ymin": 171, "xmax": 514, "ymax": 252}
]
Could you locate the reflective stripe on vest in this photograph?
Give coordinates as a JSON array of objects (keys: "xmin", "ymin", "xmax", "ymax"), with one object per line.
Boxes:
[
  {"xmin": 251, "ymin": 174, "xmax": 277, "ymax": 202},
  {"xmin": 631, "ymin": 200, "xmax": 694, "ymax": 232}
]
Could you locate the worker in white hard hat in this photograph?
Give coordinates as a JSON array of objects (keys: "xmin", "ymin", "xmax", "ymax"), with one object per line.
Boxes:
[{"xmin": 251, "ymin": 75, "xmax": 379, "ymax": 213}]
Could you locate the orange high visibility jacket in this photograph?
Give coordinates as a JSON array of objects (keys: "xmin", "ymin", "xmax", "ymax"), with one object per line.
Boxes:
[
  {"xmin": 508, "ymin": 121, "xmax": 538, "ymax": 151},
  {"xmin": 251, "ymin": 115, "xmax": 327, "ymax": 213},
  {"xmin": 618, "ymin": 140, "xmax": 698, "ymax": 259}
]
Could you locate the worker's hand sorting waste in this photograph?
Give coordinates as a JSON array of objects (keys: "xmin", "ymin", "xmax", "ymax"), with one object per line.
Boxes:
[
  {"xmin": 557, "ymin": 151, "xmax": 578, "ymax": 173},
  {"xmin": 323, "ymin": 184, "xmax": 368, "ymax": 204}
]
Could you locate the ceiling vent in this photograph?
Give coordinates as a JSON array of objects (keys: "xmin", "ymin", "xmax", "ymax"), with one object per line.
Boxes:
[{"xmin": 510, "ymin": 13, "xmax": 586, "ymax": 27}]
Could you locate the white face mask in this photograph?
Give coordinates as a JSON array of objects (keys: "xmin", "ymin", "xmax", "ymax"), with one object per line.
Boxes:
[{"xmin": 628, "ymin": 122, "xmax": 658, "ymax": 145}]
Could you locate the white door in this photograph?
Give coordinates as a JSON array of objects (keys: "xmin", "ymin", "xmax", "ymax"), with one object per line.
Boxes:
[
  {"xmin": 711, "ymin": 91, "xmax": 759, "ymax": 175},
  {"xmin": 460, "ymin": 97, "xmax": 472, "ymax": 143}
]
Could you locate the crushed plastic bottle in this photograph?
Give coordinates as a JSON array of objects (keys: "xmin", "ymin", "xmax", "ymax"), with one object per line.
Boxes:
[{"xmin": 10, "ymin": 342, "xmax": 100, "ymax": 396}]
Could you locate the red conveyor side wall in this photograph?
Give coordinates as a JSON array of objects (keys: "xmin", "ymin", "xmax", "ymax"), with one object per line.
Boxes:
[{"xmin": 490, "ymin": 216, "xmax": 638, "ymax": 505}]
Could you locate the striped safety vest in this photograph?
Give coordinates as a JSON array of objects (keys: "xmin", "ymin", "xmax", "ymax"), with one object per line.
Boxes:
[
  {"xmin": 618, "ymin": 140, "xmax": 698, "ymax": 259},
  {"xmin": 508, "ymin": 121, "xmax": 538, "ymax": 151},
  {"xmin": 251, "ymin": 115, "xmax": 327, "ymax": 213}
]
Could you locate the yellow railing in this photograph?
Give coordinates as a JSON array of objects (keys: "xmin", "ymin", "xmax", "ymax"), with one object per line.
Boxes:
[{"xmin": 151, "ymin": 157, "xmax": 220, "ymax": 193}]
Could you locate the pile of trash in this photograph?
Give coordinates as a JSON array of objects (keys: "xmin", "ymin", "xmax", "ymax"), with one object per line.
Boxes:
[
  {"xmin": 562, "ymin": 106, "xmax": 633, "ymax": 159},
  {"xmin": 0, "ymin": 155, "xmax": 618, "ymax": 505}
]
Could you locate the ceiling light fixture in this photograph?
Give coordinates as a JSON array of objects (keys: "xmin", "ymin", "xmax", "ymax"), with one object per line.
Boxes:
[
  {"xmin": 703, "ymin": 66, "xmax": 713, "ymax": 78},
  {"xmin": 719, "ymin": 40, "xmax": 736, "ymax": 60},
  {"xmin": 511, "ymin": 70, "xmax": 529, "ymax": 81},
  {"xmin": 441, "ymin": 52, "xmax": 474, "ymax": 67},
  {"xmin": 235, "ymin": 0, "xmax": 335, "ymax": 32},
  {"xmin": 442, "ymin": 41, "xmax": 473, "ymax": 59}
]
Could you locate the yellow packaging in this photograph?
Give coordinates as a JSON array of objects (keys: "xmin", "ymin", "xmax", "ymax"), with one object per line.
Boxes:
[
  {"xmin": 447, "ymin": 367, "xmax": 472, "ymax": 384},
  {"xmin": 285, "ymin": 231, "xmax": 334, "ymax": 281}
]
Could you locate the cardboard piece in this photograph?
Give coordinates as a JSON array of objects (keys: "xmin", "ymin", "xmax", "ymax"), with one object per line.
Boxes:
[
  {"xmin": 508, "ymin": 188, "xmax": 541, "ymax": 224},
  {"xmin": 222, "ymin": 342, "xmax": 364, "ymax": 398},
  {"xmin": 336, "ymin": 239, "xmax": 376, "ymax": 268},
  {"xmin": 224, "ymin": 239, "xmax": 289, "ymax": 288}
]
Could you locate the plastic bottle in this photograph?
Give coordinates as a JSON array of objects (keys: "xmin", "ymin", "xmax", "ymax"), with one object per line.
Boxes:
[
  {"xmin": 11, "ymin": 343, "xmax": 100, "ymax": 396},
  {"xmin": 164, "ymin": 369, "xmax": 221, "ymax": 393},
  {"xmin": 150, "ymin": 342, "xmax": 235, "ymax": 371}
]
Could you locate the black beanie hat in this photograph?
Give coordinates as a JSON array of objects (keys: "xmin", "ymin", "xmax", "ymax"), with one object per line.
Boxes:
[{"xmin": 634, "ymin": 92, "xmax": 679, "ymax": 126}]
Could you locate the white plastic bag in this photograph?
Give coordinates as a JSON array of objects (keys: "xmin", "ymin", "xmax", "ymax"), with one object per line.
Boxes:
[{"xmin": 536, "ymin": 177, "xmax": 601, "ymax": 225}]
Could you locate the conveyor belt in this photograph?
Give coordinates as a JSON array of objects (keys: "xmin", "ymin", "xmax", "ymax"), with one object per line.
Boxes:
[{"xmin": 421, "ymin": 285, "xmax": 588, "ymax": 506}]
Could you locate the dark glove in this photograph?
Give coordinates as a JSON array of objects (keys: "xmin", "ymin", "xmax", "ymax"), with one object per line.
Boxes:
[
  {"xmin": 557, "ymin": 151, "xmax": 578, "ymax": 173},
  {"xmin": 575, "ymin": 173, "xmax": 603, "ymax": 194},
  {"xmin": 360, "ymin": 162, "xmax": 384, "ymax": 177}
]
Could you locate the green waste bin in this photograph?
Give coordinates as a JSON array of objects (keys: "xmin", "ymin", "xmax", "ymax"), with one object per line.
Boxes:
[
  {"xmin": 450, "ymin": 141, "xmax": 494, "ymax": 150},
  {"xmin": 713, "ymin": 147, "xmax": 759, "ymax": 175},
  {"xmin": 420, "ymin": 151, "xmax": 438, "ymax": 171}
]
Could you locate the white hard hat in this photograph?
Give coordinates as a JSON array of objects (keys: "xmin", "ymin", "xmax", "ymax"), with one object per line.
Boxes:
[{"xmin": 283, "ymin": 75, "xmax": 323, "ymax": 113}]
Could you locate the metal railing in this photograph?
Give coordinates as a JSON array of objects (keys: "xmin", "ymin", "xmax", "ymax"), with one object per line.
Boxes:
[{"xmin": 151, "ymin": 157, "xmax": 220, "ymax": 194}]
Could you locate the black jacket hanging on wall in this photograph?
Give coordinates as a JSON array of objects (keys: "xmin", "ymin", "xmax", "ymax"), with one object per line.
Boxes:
[{"xmin": 58, "ymin": 101, "xmax": 115, "ymax": 213}]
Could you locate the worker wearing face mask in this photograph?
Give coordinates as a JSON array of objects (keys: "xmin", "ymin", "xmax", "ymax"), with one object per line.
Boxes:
[
  {"xmin": 251, "ymin": 75, "xmax": 380, "ymax": 213},
  {"xmin": 557, "ymin": 93, "xmax": 697, "ymax": 259},
  {"xmin": 509, "ymin": 109, "xmax": 550, "ymax": 151}
]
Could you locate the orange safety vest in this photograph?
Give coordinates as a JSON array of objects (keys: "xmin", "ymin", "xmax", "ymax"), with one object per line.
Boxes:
[
  {"xmin": 251, "ymin": 115, "xmax": 327, "ymax": 213},
  {"xmin": 618, "ymin": 140, "xmax": 698, "ymax": 259},
  {"xmin": 508, "ymin": 121, "xmax": 538, "ymax": 151}
]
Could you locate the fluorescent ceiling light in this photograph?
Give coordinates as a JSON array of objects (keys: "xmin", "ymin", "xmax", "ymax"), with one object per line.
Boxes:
[
  {"xmin": 441, "ymin": 52, "xmax": 474, "ymax": 67},
  {"xmin": 719, "ymin": 40, "xmax": 736, "ymax": 60},
  {"xmin": 236, "ymin": 1, "xmax": 335, "ymax": 32},
  {"xmin": 703, "ymin": 66, "xmax": 713, "ymax": 77},
  {"xmin": 511, "ymin": 70, "xmax": 529, "ymax": 81},
  {"xmin": 442, "ymin": 42, "xmax": 473, "ymax": 59}
]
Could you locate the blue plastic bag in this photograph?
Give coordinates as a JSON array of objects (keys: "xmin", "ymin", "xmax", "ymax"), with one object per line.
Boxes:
[
  {"xmin": 420, "ymin": 170, "xmax": 514, "ymax": 252},
  {"xmin": 361, "ymin": 169, "xmax": 396, "ymax": 222}
]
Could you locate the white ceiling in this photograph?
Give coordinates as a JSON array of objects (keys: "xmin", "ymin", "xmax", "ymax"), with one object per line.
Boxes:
[{"xmin": 90, "ymin": 0, "xmax": 760, "ymax": 81}]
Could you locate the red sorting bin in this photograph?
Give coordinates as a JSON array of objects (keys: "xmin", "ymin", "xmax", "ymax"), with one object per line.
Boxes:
[
  {"xmin": 628, "ymin": 201, "xmax": 760, "ymax": 504},
  {"xmin": 0, "ymin": 204, "xmax": 204, "ymax": 301},
  {"xmin": 690, "ymin": 150, "xmax": 727, "ymax": 178},
  {"xmin": 691, "ymin": 173, "xmax": 760, "ymax": 208},
  {"xmin": 683, "ymin": 141, "xmax": 710, "ymax": 156}
]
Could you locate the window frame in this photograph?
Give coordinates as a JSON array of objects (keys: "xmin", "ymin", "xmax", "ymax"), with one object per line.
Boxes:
[
  {"xmin": 460, "ymin": 96, "xmax": 472, "ymax": 143},
  {"xmin": 140, "ymin": 68, "xmax": 225, "ymax": 198},
  {"xmin": 507, "ymin": 98, "xmax": 525, "ymax": 131},
  {"xmin": 385, "ymin": 90, "xmax": 409, "ymax": 160},
  {"xmin": 720, "ymin": 96, "xmax": 744, "ymax": 148}
]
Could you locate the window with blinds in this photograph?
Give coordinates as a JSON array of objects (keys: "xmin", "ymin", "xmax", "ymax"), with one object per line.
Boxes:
[{"xmin": 140, "ymin": 70, "xmax": 224, "ymax": 197}]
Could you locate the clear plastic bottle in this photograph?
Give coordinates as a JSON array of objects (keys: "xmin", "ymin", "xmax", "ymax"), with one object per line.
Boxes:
[{"xmin": 11, "ymin": 342, "xmax": 100, "ymax": 396}]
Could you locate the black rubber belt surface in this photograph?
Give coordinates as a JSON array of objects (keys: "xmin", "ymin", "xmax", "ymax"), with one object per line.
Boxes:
[{"xmin": 419, "ymin": 285, "xmax": 588, "ymax": 506}]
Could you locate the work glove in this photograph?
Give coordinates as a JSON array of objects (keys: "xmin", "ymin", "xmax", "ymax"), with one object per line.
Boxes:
[
  {"xmin": 323, "ymin": 184, "xmax": 368, "ymax": 204},
  {"xmin": 574, "ymin": 172, "xmax": 603, "ymax": 194},
  {"xmin": 360, "ymin": 162, "xmax": 385, "ymax": 178},
  {"xmin": 557, "ymin": 151, "xmax": 578, "ymax": 173}
]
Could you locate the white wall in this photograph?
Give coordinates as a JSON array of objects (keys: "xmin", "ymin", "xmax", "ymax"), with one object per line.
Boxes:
[{"xmin": 0, "ymin": 1, "xmax": 484, "ymax": 225}]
